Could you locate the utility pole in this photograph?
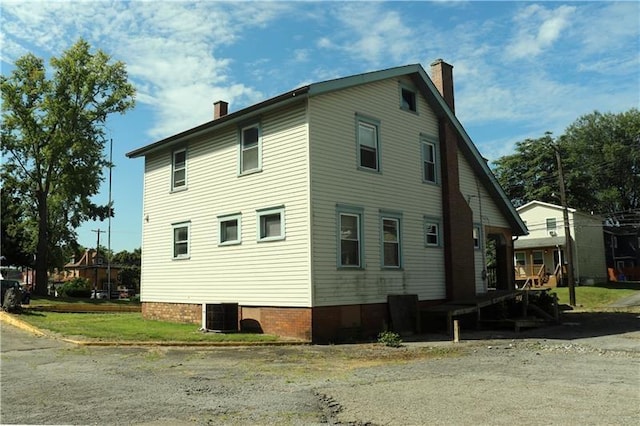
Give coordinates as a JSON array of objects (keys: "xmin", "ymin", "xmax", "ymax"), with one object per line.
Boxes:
[
  {"xmin": 91, "ymin": 229, "xmax": 106, "ymax": 297},
  {"xmin": 554, "ymin": 147, "xmax": 576, "ymax": 306}
]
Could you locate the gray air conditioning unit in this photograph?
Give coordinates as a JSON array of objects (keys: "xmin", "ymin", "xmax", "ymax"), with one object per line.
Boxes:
[{"xmin": 202, "ymin": 303, "xmax": 239, "ymax": 332}]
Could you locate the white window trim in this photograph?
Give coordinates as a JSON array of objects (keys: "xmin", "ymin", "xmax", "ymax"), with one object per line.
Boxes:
[
  {"xmin": 218, "ymin": 213, "xmax": 242, "ymax": 246},
  {"xmin": 420, "ymin": 134, "xmax": 439, "ymax": 184},
  {"xmin": 256, "ymin": 206, "xmax": 285, "ymax": 242},
  {"xmin": 355, "ymin": 114, "xmax": 381, "ymax": 173},
  {"xmin": 172, "ymin": 221, "xmax": 191, "ymax": 260},
  {"xmin": 424, "ymin": 216, "xmax": 442, "ymax": 247},
  {"xmin": 546, "ymin": 217, "xmax": 557, "ymax": 231},
  {"xmin": 336, "ymin": 204, "xmax": 364, "ymax": 269},
  {"xmin": 380, "ymin": 210, "xmax": 402, "ymax": 269},
  {"xmin": 171, "ymin": 148, "xmax": 187, "ymax": 191},
  {"xmin": 239, "ymin": 123, "xmax": 262, "ymax": 175}
]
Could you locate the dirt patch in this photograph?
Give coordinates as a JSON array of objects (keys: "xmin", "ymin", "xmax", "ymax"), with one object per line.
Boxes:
[{"xmin": 1, "ymin": 309, "xmax": 638, "ymax": 425}]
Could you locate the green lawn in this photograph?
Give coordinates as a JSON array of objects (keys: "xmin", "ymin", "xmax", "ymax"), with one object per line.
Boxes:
[
  {"xmin": 552, "ymin": 282, "xmax": 639, "ymax": 309},
  {"xmin": 19, "ymin": 311, "xmax": 278, "ymax": 343}
]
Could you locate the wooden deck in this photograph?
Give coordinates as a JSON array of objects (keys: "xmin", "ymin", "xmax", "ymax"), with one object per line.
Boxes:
[{"xmin": 420, "ymin": 289, "xmax": 553, "ymax": 337}]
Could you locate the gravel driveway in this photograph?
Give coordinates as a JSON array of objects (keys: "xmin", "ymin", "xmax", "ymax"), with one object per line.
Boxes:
[{"xmin": 1, "ymin": 309, "xmax": 638, "ymax": 425}]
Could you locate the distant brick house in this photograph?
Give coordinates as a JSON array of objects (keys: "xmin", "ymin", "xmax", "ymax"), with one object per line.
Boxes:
[{"xmin": 57, "ymin": 249, "xmax": 120, "ymax": 293}]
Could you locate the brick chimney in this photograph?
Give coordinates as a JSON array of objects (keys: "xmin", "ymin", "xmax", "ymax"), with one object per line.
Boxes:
[
  {"xmin": 430, "ymin": 58, "xmax": 476, "ymax": 301},
  {"xmin": 430, "ymin": 59, "xmax": 455, "ymax": 114},
  {"xmin": 214, "ymin": 100, "xmax": 228, "ymax": 119}
]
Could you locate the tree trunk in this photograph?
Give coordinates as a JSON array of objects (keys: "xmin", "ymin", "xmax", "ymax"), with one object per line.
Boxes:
[{"xmin": 34, "ymin": 192, "xmax": 48, "ymax": 296}]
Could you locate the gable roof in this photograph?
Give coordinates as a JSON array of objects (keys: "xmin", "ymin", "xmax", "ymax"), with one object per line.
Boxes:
[
  {"xmin": 126, "ymin": 64, "xmax": 527, "ymax": 235},
  {"xmin": 517, "ymin": 200, "xmax": 577, "ymax": 214}
]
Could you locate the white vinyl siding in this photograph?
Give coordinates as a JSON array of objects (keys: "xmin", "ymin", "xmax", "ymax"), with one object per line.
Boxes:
[
  {"xmin": 458, "ymin": 152, "xmax": 511, "ymax": 295},
  {"xmin": 309, "ymin": 76, "xmax": 445, "ymax": 306},
  {"xmin": 141, "ymin": 102, "xmax": 310, "ymax": 306}
]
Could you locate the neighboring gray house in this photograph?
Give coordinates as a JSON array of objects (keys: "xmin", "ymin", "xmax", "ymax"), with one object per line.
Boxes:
[
  {"xmin": 127, "ymin": 61, "xmax": 527, "ymax": 342},
  {"xmin": 515, "ymin": 201, "xmax": 607, "ymax": 287}
]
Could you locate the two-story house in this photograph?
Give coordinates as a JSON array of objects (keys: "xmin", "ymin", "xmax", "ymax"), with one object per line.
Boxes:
[
  {"xmin": 126, "ymin": 61, "xmax": 527, "ymax": 342},
  {"xmin": 515, "ymin": 201, "xmax": 606, "ymax": 287}
]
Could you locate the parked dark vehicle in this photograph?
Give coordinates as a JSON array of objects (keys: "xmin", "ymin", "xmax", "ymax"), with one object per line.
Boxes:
[{"xmin": 1, "ymin": 279, "xmax": 22, "ymax": 305}]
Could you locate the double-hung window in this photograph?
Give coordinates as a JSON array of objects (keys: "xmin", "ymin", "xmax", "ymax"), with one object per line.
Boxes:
[
  {"xmin": 172, "ymin": 222, "xmax": 190, "ymax": 259},
  {"xmin": 172, "ymin": 149, "xmax": 187, "ymax": 190},
  {"xmin": 218, "ymin": 214, "xmax": 241, "ymax": 245},
  {"xmin": 381, "ymin": 212, "xmax": 402, "ymax": 268},
  {"xmin": 257, "ymin": 206, "xmax": 285, "ymax": 242},
  {"xmin": 356, "ymin": 115, "xmax": 380, "ymax": 172},
  {"xmin": 424, "ymin": 218, "xmax": 441, "ymax": 247},
  {"xmin": 337, "ymin": 206, "xmax": 363, "ymax": 268},
  {"xmin": 546, "ymin": 218, "xmax": 557, "ymax": 232},
  {"xmin": 421, "ymin": 136, "xmax": 438, "ymax": 184},
  {"xmin": 240, "ymin": 123, "xmax": 261, "ymax": 174}
]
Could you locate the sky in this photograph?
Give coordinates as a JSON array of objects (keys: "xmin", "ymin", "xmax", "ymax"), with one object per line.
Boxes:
[{"xmin": 1, "ymin": 0, "xmax": 639, "ymax": 253}]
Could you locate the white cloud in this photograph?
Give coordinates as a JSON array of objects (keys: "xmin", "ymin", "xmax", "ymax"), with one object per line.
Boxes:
[
  {"xmin": 317, "ymin": 3, "xmax": 416, "ymax": 66},
  {"xmin": 0, "ymin": 1, "xmax": 288, "ymax": 140},
  {"xmin": 506, "ymin": 4, "xmax": 576, "ymax": 59}
]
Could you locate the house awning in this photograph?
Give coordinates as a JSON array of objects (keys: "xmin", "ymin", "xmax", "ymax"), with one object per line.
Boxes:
[{"xmin": 514, "ymin": 236, "xmax": 566, "ymax": 250}]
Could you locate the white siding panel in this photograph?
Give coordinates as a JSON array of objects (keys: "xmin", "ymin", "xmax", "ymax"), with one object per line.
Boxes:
[
  {"xmin": 309, "ymin": 77, "xmax": 446, "ymax": 306},
  {"xmin": 141, "ymin": 103, "xmax": 311, "ymax": 306},
  {"xmin": 458, "ymin": 153, "xmax": 510, "ymax": 294}
]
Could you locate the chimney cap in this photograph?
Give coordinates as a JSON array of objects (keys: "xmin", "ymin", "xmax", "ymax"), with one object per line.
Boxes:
[{"xmin": 430, "ymin": 58, "xmax": 453, "ymax": 68}]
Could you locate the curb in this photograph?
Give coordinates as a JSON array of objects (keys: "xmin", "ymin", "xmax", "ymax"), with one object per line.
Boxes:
[
  {"xmin": 0, "ymin": 311, "xmax": 309, "ymax": 347},
  {"xmin": 0, "ymin": 311, "xmax": 46, "ymax": 336}
]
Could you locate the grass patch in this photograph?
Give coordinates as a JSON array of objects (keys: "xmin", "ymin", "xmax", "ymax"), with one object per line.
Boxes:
[
  {"xmin": 18, "ymin": 311, "xmax": 277, "ymax": 343},
  {"xmin": 553, "ymin": 282, "xmax": 639, "ymax": 309}
]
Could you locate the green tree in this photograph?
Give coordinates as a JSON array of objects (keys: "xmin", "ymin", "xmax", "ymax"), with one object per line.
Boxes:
[
  {"xmin": 1, "ymin": 185, "xmax": 33, "ymax": 267},
  {"xmin": 1, "ymin": 39, "xmax": 135, "ymax": 295},
  {"xmin": 493, "ymin": 109, "xmax": 640, "ymax": 215},
  {"xmin": 113, "ymin": 248, "xmax": 141, "ymax": 292},
  {"xmin": 562, "ymin": 109, "xmax": 640, "ymax": 214}
]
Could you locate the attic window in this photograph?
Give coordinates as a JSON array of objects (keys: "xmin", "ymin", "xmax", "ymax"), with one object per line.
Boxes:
[{"xmin": 400, "ymin": 88, "xmax": 417, "ymax": 112}]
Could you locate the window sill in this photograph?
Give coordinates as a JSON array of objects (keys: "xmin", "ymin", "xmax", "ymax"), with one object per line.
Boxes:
[
  {"xmin": 357, "ymin": 166, "xmax": 381, "ymax": 174},
  {"xmin": 337, "ymin": 266, "xmax": 365, "ymax": 270},
  {"xmin": 238, "ymin": 168, "xmax": 262, "ymax": 177},
  {"xmin": 219, "ymin": 241, "xmax": 241, "ymax": 247},
  {"xmin": 399, "ymin": 106, "xmax": 419, "ymax": 115},
  {"xmin": 257, "ymin": 236, "xmax": 285, "ymax": 243},
  {"xmin": 172, "ymin": 256, "xmax": 191, "ymax": 261},
  {"xmin": 170, "ymin": 186, "xmax": 188, "ymax": 194},
  {"xmin": 381, "ymin": 266, "xmax": 403, "ymax": 271}
]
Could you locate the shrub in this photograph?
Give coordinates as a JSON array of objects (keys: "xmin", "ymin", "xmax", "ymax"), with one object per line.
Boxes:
[
  {"xmin": 377, "ymin": 330, "xmax": 403, "ymax": 347},
  {"xmin": 58, "ymin": 277, "xmax": 92, "ymax": 298}
]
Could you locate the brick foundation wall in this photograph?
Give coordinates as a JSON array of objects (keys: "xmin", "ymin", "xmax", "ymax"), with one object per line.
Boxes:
[
  {"xmin": 241, "ymin": 306, "xmax": 312, "ymax": 341},
  {"xmin": 143, "ymin": 301, "xmax": 420, "ymax": 343},
  {"xmin": 142, "ymin": 302, "xmax": 201, "ymax": 325},
  {"xmin": 312, "ymin": 303, "xmax": 388, "ymax": 343}
]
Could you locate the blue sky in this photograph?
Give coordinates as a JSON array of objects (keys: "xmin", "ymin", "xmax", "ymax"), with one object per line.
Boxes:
[{"xmin": 2, "ymin": 1, "xmax": 638, "ymax": 253}]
